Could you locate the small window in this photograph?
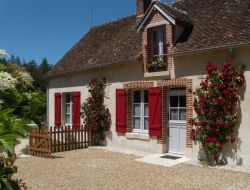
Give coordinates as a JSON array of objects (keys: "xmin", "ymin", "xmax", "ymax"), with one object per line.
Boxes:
[
  {"xmin": 152, "ymin": 28, "xmax": 165, "ymax": 57},
  {"xmin": 64, "ymin": 94, "xmax": 73, "ymax": 125},
  {"xmin": 133, "ymin": 90, "xmax": 149, "ymax": 132},
  {"xmin": 169, "ymin": 95, "xmax": 186, "ymax": 121}
]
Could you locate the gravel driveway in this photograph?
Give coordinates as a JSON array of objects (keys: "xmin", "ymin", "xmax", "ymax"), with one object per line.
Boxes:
[{"xmin": 14, "ymin": 148, "xmax": 250, "ymax": 190}]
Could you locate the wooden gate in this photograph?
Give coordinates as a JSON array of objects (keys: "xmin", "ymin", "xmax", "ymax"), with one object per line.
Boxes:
[
  {"xmin": 29, "ymin": 127, "xmax": 52, "ymax": 158},
  {"xmin": 29, "ymin": 125, "xmax": 91, "ymax": 158}
]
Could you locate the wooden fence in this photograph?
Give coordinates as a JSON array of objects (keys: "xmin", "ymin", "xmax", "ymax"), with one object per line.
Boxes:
[{"xmin": 29, "ymin": 125, "xmax": 91, "ymax": 158}]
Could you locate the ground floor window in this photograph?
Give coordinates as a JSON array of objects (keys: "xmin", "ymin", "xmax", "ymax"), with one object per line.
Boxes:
[
  {"xmin": 64, "ymin": 93, "xmax": 73, "ymax": 125},
  {"xmin": 132, "ymin": 90, "xmax": 149, "ymax": 133}
]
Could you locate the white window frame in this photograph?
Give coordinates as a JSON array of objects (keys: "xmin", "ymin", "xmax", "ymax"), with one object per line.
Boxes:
[
  {"xmin": 168, "ymin": 90, "xmax": 186, "ymax": 124},
  {"xmin": 64, "ymin": 93, "xmax": 73, "ymax": 126},
  {"xmin": 132, "ymin": 90, "xmax": 149, "ymax": 133}
]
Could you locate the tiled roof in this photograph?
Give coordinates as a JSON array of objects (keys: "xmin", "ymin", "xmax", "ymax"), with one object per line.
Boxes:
[
  {"xmin": 47, "ymin": 0, "xmax": 250, "ymax": 77},
  {"xmin": 47, "ymin": 15, "xmax": 141, "ymax": 77},
  {"xmin": 163, "ymin": 0, "xmax": 250, "ymax": 54}
]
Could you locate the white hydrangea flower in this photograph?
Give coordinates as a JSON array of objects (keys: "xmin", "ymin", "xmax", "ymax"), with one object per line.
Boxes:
[
  {"xmin": 0, "ymin": 72, "xmax": 18, "ymax": 92},
  {"xmin": 0, "ymin": 49, "xmax": 9, "ymax": 57},
  {"xmin": 17, "ymin": 71, "xmax": 34, "ymax": 86}
]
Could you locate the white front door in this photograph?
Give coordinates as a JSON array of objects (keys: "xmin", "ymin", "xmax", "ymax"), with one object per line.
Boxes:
[{"xmin": 168, "ymin": 89, "xmax": 187, "ymax": 154}]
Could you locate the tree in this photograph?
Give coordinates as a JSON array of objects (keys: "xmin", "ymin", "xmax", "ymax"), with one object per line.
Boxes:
[{"xmin": 38, "ymin": 58, "xmax": 52, "ymax": 92}]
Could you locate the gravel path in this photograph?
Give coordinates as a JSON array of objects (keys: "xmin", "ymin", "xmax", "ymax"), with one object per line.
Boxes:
[{"xmin": 14, "ymin": 148, "xmax": 250, "ymax": 190}]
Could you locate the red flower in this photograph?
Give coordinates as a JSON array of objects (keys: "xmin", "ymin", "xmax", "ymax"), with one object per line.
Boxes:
[
  {"xmin": 216, "ymin": 97, "xmax": 225, "ymax": 103},
  {"xmin": 208, "ymin": 127, "xmax": 214, "ymax": 132},
  {"xmin": 208, "ymin": 120, "xmax": 215, "ymax": 125},
  {"xmin": 216, "ymin": 121, "xmax": 224, "ymax": 128},
  {"xmin": 189, "ymin": 118, "xmax": 195, "ymax": 126},
  {"xmin": 208, "ymin": 91, "xmax": 215, "ymax": 97},
  {"xmin": 228, "ymin": 82, "xmax": 234, "ymax": 87},
  {"xmin": 209, "ymin": 136, "xmax": 217, "ymax": 144},
  {"xmin": 206, "ymin": 62, "xmax": 218, "ymax": 73},
  {"xmin": 198, "ymin": 120, "xmax": 205, "ymax": 126},
  {"xmin": 190, "ymin": 129, "xmax": 196, "ymax": 140},
  {"xmin": 210, "ymin": 84, "xmax": 215, "ymax": 88},
  {"xmin": 223, "ymin": 90, "xmax": 230, "ymax": 95},
  {"xmin": 223, "ymin": 60, "xmax": 233, "ymax": 69},
  {"xmin": 218, "ymin": 84, "xmax": 225, "ymax": 89}
]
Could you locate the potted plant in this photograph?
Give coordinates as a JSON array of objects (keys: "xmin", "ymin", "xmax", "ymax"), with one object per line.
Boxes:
[{"xmin": 147, "ymin": 57, "xmax": 166, "ymax": 72}]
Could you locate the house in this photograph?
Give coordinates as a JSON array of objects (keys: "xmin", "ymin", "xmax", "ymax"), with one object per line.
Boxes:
[{"xmin": 46, "ymin": 0, "xmax": 250, "ymax": 166}]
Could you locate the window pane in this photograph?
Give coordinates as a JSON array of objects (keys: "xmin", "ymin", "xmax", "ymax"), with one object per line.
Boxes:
[
  {"xmin": 144, "ymin": 118, "xmax": 149, "ymax": 130},
  {"xmin": 66, "ymin": 94, "xmax": 71, "ymax": 103},
  {"xmin": 144, "ymin": 104, "xmax": 149, "ymax": 117},
  {"xmin": 144, "ymin": 90, "xmax": 148, "ymax": 103},
  {"xmin": 134, "ymin": 118, "xmax": 141, "ymax": 130},
  {"xmin": 66, "ymin": 104, "xmax": 70, "ymax": 113},
  {"xmin": 170, "ymin": 108, "xmax": 178, "ymax": 120},
  {"xmin": 66, "ymin": 114, "xmax": 71, "ymax": 124},
  {"xmin": 133, "ymin": 91, "xmax": 141, "ymax": 103},
  {"xmin": 179, "ymin": 96, "xmax": 186, "ymax": 107},
  {"xmin": 133, "ymin": 104, "xmax": 141, "ymax": 116},
  {"xmin": 179, "ymin": 109, "xmax": 186, "ymax": 120},
  {"xmin": 170, "ymin": 96, "xmax": 178, "ymax": 107}
]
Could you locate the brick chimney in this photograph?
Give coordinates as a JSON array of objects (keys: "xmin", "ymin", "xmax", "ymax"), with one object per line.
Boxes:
[{"xmin": 137, "ymin": 0, "xmax": 152, "ymax": 18}]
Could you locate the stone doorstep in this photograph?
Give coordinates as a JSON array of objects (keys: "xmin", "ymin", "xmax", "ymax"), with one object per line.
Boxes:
[{"xmin": 135, "ymin": 153, "xmax": 191, "ymax": 167}]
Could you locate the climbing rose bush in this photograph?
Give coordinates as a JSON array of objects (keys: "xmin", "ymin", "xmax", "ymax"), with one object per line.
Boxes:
[
  {"xmin": 190, "ymin": 61, "xmax": 246, "ymax": 165},
  {"xmin": 0, "ymin": 72, "xmax": 18, "ymax": 92},
  {"xmin": 81, "ymin": 78, "xmax": 111, "ymax": 145}
]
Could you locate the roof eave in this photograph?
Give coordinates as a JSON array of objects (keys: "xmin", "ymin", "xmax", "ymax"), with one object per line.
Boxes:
[
  {"xmin": 45, "ymin": 56, "xmax": 141, "ymax": 79},
  {"xmin": 169, "ymin": 42, "xmax": 250, "ymax": 57}
]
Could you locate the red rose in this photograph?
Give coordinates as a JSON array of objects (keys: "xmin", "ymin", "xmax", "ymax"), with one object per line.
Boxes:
[
  {"xmin": 218, "ymin": 84, "xmax": 225, "ymax": 89},
  {"xmin": 208, "ymin": 91, "xmax": 215, "ymax": 97},
  {"xmin": 216, "ymin": 121, "xmax": 224, "ymax": 128},
  {"xmin": 208, "ymin": 120, "xmax": 214, "ymax": 125},
  {"xmin": 223, "ymin": 90, "xmax": 230, "ymax": 95},
  {"xmin": 198, "ymin": 120, "xmax": 205, "ymax": 126},
  {"xmin": 189, "ymin": 118, "xmax": 195, "ymax": 126},
  {"xmin": 190, "ymin": 129, "xmax": 196, "ymax": 140},
  {"xmin": 216, "ymin": 97, "xmax": 225, "ymax": 103},
  {"xmin": 209, "ymin": 136, "xmax": 217, "ymax": 144},
  {"xmin": 206, "ymin": 62, "xmax": 218, "ymax": 73},
  {"xmin": 223, "ymin": 60, "xmax": 232, "ymax": 69},
  {"xmin": 228, "ymin": 82, "xmax": 234, "ymax": 87}
]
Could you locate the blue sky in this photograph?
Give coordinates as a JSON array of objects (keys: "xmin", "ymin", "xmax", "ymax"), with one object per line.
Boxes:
[{"xmin": 0, "ymin": 0, "xmax": 171, "ymax": 64}]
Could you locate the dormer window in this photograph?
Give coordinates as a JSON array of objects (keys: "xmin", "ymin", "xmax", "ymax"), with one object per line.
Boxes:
[{"xmin": 152, "ymin": 28, "xmax": 166, "ymax": 59}]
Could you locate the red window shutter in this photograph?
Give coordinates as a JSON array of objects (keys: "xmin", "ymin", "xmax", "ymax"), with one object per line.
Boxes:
[
  {"xmin": 116, "ymin": 89, "xmax": 126, "ymax": 133},
  {"xmin": 72, "ymin": 92, "xmax": 81, "ymax": 128},
  {"xmin": 149, "ymin": 87, "xmax": 162, "ymax": 137},
  {"xmin": 54, "ymin": 93, "xmax": 62, "ymax": 126}
]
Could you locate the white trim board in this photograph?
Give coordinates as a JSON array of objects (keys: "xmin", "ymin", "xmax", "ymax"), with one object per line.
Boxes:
[{"xmin": 137, "ymin": 3, "xmax": 176, "ymax": 32}]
